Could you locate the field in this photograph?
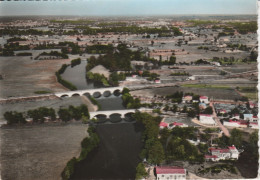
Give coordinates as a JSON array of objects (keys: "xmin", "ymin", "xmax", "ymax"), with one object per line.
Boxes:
[{"xmin": 0, "ymin": 122, "xmax": 88, "ymax": 180}]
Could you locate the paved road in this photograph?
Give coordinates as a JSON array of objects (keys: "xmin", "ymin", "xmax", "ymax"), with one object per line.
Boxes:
[{"xmin": 210, "ymin": 101, "xmax": 230, "ymax": 137}]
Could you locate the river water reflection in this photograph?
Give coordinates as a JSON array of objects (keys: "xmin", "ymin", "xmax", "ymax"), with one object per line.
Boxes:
[
  {"xmin": 71, "ymin": 95, "xmax": 143, "ymax": 179},
  {"xmin": 61, "ymin": 61, "xmax": 95, "ymax": 90}
]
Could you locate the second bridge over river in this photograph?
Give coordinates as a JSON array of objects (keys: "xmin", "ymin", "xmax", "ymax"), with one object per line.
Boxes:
[
  {"xmin": 89, "ymin": 108, "xmax": 153, "ymax": 119},
  {"xmin": 89, "ymin": 109, "xmax": 136, "ymax": 119}
]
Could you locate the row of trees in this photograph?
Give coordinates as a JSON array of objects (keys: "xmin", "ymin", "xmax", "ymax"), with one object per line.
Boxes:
[
  {"xmin": 56, "ymin": 64, "xmax": 77, "ymax": 90},
  {"xmin": 121, "ymin": 88, "xmax": 142, "ymax": 109},
  {"xmin": 61, "ymin": 126, "xmax": 100, "ymax": 180},
  {"xmin": 71, "ymin": 58, "xmax": 81, "ymax": 67},
  {"xmin": 4, "ymin": 105, "xmax": 89, "ymax": 125},
  {"xmin": 134, "ymin": 112, "xmax": 165, "ymax": 165}
]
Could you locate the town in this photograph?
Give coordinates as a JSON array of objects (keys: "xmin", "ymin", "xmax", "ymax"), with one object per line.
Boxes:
[{"xmin": 0, "ymin": 7, "xmax": 258, "ymax": 180}]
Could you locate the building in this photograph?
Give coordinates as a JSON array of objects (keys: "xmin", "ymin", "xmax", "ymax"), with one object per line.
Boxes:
[
  {"xmin": 159, "ymin": 122, "xmax": 169, "ymax": 129},
  {"xmin": 199, "ymin": 114, "xmax": 215, "ymax": 125},
  {"xmin": 205, "ymin": 155, "xmax": 219, "ymax": 162},
  {"xmin": 200, "ymin": 96, "xmax": 209, "ymax": 104},
  {"xmin": 155, "ymin": 166, "xmax": 186, "ymax": 180},
  {"xmin": 182, "ymin": 95, "xmax": 192, "ymax": 103},
  {"xmin": 249, "ymin": 122, "xmax": 259, "ymax": 129},
  {"xmin": 207, "ymin": 146, "xmax": 239, "ymax": 161},
  {"xmin": 223, "ymin": 119, "xmax": 248, "ymax": 128},
  {"xmin": 199, "ymin": 103, "xmax": 207, "ymax": 110},
  {"xmin": 244, "ymin": 114, "xmax": 253, "ymax": 121}
]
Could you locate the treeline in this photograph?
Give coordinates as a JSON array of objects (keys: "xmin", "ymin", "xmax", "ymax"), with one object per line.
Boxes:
[
  {"xmin": 228, "ymin": 21, "xmax": 257, "ymax": 34},
  {"xmin": 58, "ymin": 104, "xmax": 90, "ymax": 122},
  {"xmin": 7, "ymin": 37, "xmax": 27, "ymax": 43},
  {"xmin": 134, "ymin": 112, "xmax": 165, "ymax": 164},
  {"xmin": 0, "ymin": 28, "xmax": 54, "ymax": 36},
  {"xmin": 61, "ymin": 126, "xmax": 100, "ymax": 180},
  {"xmin": 86, "ymin": 71, "xmax": 126, "ymax": 87},
  {"xmin": 39, "ymin": 51, "xmax": 68, "ymax": 59},
  {"xmin": 77, "ymin": 25, "xmax": 182, "ymax": 36},
  {"xmin": 85, "ymin": 44, "xmax": 114, "ymax": 54},
  {"xmin": 16, "ymin": 52, "xmax": 32, "ymax": 56},
  {"xmin": 141, "ymin": 70, "xmax": 159, "ymax": 81},
  {"xmin": 0, "ymin": 42, "xmax": 30, "ymax": 56},
  {"xmin": 71, "ymin": 58, "xmax": 81, "ymax": 67},
  {"xmin": 170, "ymin": 72, "xmax": 190, "ymax": 76},
  {"xmin": 56, "ymin": 64, "xmax": 77, "ymax": 90},
  {"xmin": 3, "ymin": 104, "xmax": 89, "ymax": 125},
  {"xmin": 86, "ymin": 72, "xmax": 110, "ymax": 86},
  {"xmin": 122, "ymin": 88, "xmax": 141, "ymax": 109},
  {"xmin": 86, "ymin": 44, "xmax": 132, "ymax": 71}
]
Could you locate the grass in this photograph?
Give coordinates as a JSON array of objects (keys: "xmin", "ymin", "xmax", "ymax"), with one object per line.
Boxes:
[
  {"xmin": 182, "ymin": 84, "xmax": 232, "ymax": 90},
  {"xmin": 241, "ymin": 92, "xmax": 258, "ymax": 100},
  {"xmin": 237, "ymin": 87, "xmax": 258, "ymax": 100},
  {"xmin": 34, "ymin": 91, "xmax": 52, "ymax": 94}
]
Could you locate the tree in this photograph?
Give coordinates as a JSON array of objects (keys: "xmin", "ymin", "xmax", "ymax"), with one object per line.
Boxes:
[
  {"xmin": 248, "ymin": 131, "xmax": 258, "ymax": 159},
  {"xmin": 169, "ymin": 55, "xmax": 176, "ymax": 64},
  {"xmin": 147, "ymin": 140, "xmax": 165, "ymax": 164},
  {"xmin": 203, "ymin": 107, "xmax": 213, "ymax": 114},
  {"xmin": 135, "ymin": 163, "xmax": 148, "ymax": 180},
  {"xmin": 229, "ymin": 128, "xmax": 242, "ymax": 148},
  {"xmin": 58, "ymin": 109, "xmax": 71, "ymax": 122}
]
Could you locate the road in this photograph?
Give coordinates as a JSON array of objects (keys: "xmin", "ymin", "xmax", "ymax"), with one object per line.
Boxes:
[{"xmin": 210, "ymin": 101, "xmax": 230, "ymax": 137}]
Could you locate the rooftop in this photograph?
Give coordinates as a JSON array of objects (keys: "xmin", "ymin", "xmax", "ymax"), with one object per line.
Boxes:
[{"xmin": 156, "ymin": 166, "xmax": 185, "ymax": 174}]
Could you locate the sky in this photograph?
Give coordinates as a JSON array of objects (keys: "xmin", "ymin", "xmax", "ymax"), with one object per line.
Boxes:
[{"xmin": 0, "ymin": 0, "xmax": 258, "ymax": 16}]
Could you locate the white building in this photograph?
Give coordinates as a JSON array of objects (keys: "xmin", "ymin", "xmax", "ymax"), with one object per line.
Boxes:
[
  {"xmin": 199, "ymin": 96, "xmax": 209, "ymax": 104},
  {"xmin": 207, "ymin": 146, "xmax": 239, "ymax": 161},
  {"xmin": 156, "ymin": 166, "xmax": 186, "ymax": 180},
  {"xmin": 199, "ymin": 114, "xmax": 215, "ymax": 125}
]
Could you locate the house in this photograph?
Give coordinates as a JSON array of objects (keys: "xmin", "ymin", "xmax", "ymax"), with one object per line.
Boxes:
[
  {"xmin": 232, "ymin": 114, "xmax": 240, "ymax": 120},
  {"xmin": 199, "ymin": 114, "xmax": 215, "ymax": 125},
  {"xmin": 199, "ymin": 103, "xmax": 207, "ymax": 109},
  {"xmin": 228, "ymin": 146, "xmax": 239, "ymax": 159},
  {"xmin": 205, "ymin": 155, "xmax": 219, "ymax": 162},
  {"xmin": 170, "ymin": 122, "xmax": 188, "ymax": 128},
  {"xmin": 154, "ymin": 79, "xmax": 161, "ymax": 84},
  {"xmin": 182, "ymin": 95, "xmax": 192, "ymax": 103},
  {"xmin": 244, "ymin": 114, "xmax": 253, "ymax": 121},
  {"xmin": 249, "ymin": 122, "xmax": 259, "ymax": 129},
  {"xmin": 223, "ymin": 119, "xmax": 248, "ymax": 128},
  {"xmin": 208, "ymin": 145, "xmax": 239, "ymax": 160},
  {"xmin": 252, "ymin": 116, "xmax": 258, "ymax": 122},
  {"xmin": 200, "ymin": 96, "xmax": 209, "ymax": 104},
  {"xmin": 249, "ymin": 101, "xmax": 256, "ymax": 109},
  {"xmin": 218, "ymin": 109, "xmax": 227, "ymax": 114},
  {"xmin": 159, "ymin": 122, "xmax": 169, "ymax": 129},
  {"xmin": 155, "ymin": 166, "xmax": 186, "ymax": 180}
]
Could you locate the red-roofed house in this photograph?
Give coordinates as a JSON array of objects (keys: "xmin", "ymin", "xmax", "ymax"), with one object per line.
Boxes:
[
  {"xmin": 182, "ymin": 95, "xmax": 192, "ymax": 103},
  {"xmin": 159, "ymin": 122, "xmax": 169, "ymax": 129},
  {"xmin": 208, "ymin": 146, "xmax": 239, "ymax": 160},
  {"xmin": 223, "ymin": 119, "xmax": 248, "ymax": 128},
  {"xmin": 199, "ymin": 96, "xmax": 209, "ymax": 104},
  {"xmin": 155, "ymin": 166, "xmax": 186, "ymax": 180},
  {"xmin": 249, "ymin": 122, "xmax": 259, "ymax": 129},
  {"xmin": 205, "ymin": 155, "xmax": 219, "ymax": 162},
  {"xmin": 169, "ymin": 122, "xmax": 188, "ymax": 129}
]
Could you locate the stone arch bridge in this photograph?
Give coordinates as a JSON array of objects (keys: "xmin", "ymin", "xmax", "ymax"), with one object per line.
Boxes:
[
  {"xmin": 89, "ymin": 109, "xmax": 136, "ymax": 119},
  {"xmin": 54, "ymin": 87, "xmax": 124, "ymax": 98}
]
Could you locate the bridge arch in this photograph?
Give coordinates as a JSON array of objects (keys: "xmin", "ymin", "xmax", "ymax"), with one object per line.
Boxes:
[{"xmin": 60, "ymin": 94, "xmax": 69, "ymax": 98}]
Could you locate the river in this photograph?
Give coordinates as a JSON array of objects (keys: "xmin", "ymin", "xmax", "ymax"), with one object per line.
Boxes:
[{"xmin": 62, "ymin": 63, "xmax": 144, "ymax": 179}]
